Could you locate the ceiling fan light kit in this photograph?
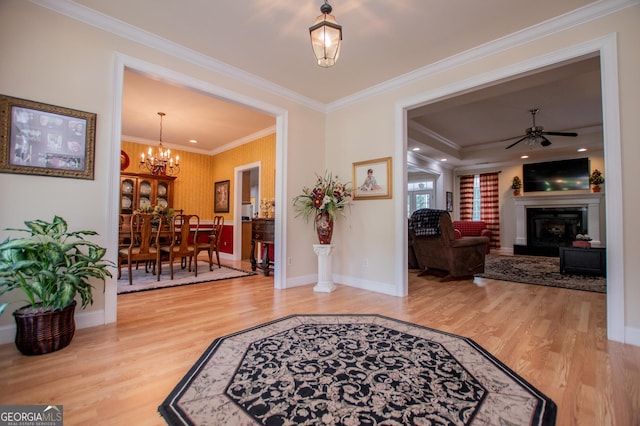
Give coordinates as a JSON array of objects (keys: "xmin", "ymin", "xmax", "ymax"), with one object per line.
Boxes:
[
  {"xmin": 309, "ymin": 0, "xmax": 342, "ymax": 68},
  {"xmin": 505, "ymin": 108, "xmax": 578, "ymax": 149}
]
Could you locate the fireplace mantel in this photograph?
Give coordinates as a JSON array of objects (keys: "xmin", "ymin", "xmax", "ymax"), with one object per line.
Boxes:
[{"xmin": 514, "ymin": 193, "xmax": 604, "ymax": 246}]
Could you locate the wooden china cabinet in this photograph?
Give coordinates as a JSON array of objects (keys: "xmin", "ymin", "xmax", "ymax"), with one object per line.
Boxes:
[{"xmin": 119, "ymin": 172, "xmax": 176, "ymax": 215}]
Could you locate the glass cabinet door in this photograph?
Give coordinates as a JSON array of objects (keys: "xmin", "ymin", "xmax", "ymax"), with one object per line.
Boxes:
[
  {"xmin": 138, "ymin": 179, "xmax": 152, "ymax": 210},
  {"xmin": 157, "ymin": 181, "xmax": 169, "ymax": 208},
  {"xmin": 121, "ymin": 178, "xmax": 135, "ymax": 214}
]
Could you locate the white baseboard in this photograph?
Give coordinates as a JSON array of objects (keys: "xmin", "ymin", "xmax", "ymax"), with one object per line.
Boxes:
[
  {"xmin": 0, "ymin": 309, "xmax": 107, "ymax": 345},
  {"xmin": 285, "ymin": 274, "xmax": 400, "ymax": 297},
  {"xmin": 285, "ymin": 274, "xmax": 317, "ymax": 288},
  {"xmin": 625, "ymin": 325, "xmax": 640, "ymax": 347},
  {"xmin": 333, "ymin": 274, "xmax": 401, "ymax": 296}
]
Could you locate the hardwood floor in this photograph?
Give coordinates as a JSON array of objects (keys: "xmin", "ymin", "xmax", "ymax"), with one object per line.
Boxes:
[{"xmin": 0, "ymin": 259, "xmax": 638, "ymax": 425}]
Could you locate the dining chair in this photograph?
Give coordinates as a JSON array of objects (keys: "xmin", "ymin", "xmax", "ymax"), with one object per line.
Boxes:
[
  {"xmin": 118, "ymin": 213, "xmax": 161, "ymax": 285},
  {"xmin": 193, "ymin": 215, "xmax": 224, "ymax": 273},
  {"xmin": 159, "ymin": 214, "xmax": 199, "ymax": 279}
]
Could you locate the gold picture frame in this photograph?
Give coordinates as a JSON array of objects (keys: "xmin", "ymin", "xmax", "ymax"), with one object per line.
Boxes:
[
  {"xmin": 214, "ymin": 180, "xmax": 230, "ymax": 213},
  {"xmin": 0, "ymin": 94, "xmax": 96, "ymax": 179},
  {"xmin": 352, "ymin": 157, "xmax": 392, "ymax": 200}
]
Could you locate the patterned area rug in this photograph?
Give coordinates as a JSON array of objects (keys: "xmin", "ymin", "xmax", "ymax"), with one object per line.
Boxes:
[
  {"xmin": 475, "ymin": 255, "xmax": 606, "ymax": 293},
  {"xmin": 117, "ymin": 261, "xmax": 255, "ymax": 294},
  {"xmin": 159, "ymin": 315, "xmax": 556, "ymax": 425}
]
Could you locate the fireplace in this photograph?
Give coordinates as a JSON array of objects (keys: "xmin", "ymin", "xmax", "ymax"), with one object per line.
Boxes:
[
  {"xmin": 514, "ymin": 193, "xmax": 603, "ymax": 256},
  {"xmin": 527, "ymin": 207, "xmax": 587, "ymax": 248}
]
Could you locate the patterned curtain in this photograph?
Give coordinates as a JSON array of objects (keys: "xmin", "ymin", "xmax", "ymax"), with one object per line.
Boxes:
[
  {"xmin": 459, "ymin": 174, "xmax": 475, "ymax": 221},
  {"xmin": 479, "ymin": 172, "xmax": 500, "ymax": 249}
]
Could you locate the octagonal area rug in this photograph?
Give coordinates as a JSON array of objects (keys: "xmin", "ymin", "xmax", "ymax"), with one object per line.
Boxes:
[{"xmin": 159, "ymin": 315, "xmax": 556, "ymax": 425}]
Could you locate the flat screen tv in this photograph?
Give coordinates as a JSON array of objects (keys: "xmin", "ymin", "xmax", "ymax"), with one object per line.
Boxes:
[{"xmin": 523, "ymin": 158, "xmax": 590, "ymax": 192}]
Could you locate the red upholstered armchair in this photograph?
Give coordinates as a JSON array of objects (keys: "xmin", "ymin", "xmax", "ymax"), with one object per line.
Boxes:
[{"xmin": 452, "ymin": 221, "xmax": 492, "ymax": 253}]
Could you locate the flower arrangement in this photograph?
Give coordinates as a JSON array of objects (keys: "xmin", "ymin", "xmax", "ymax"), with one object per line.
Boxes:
[
  {"xmin": 135, "ymin": 204, "xmax": 174, "ymax": 221},
  {"xmin": 511, "ymin": 176, "xmax": 522, "ymax": 190},
  {"xmin": 293, "ymin": 172, "xmax": 352, "ymax": 222},
  {"xmin": 260, "ymin": 199, "xmax": 275, "ymax": 218},
  {"xmin": 589, "ymin": 169, "xmax": 604, "ymax": 185}
]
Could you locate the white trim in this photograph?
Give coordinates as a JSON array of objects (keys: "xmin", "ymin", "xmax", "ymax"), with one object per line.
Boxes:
[
  {"xmin": 30, "ymin": 0, "xmax": 638, "ymax": 113},
  {"xmin": 210, "ymin": 126, "xmax": 277, "ymax": 156},
  {"xmin": 328, "ymin": 0, "xmax": 638, "ymax": 112},
  {"xmin": 0, "ymin": 309, "xmax": 106, "ymax": 345},
  {"xmin": 395, "ymin": 105, "xmax": 409, "ymax": 297},
  {"xmin": 273, "ymin": 114, "xmax": 288, "ymax": 289},
  {"xmin": 397, "ymin": 34, "xmax": 625, "ymax": 343},
  {"xmin": 107, "ymin": 53, "xmax": 289, "ymax": 323},
  {"xmin": 30, "ymin": 0, "xmax": 325, "ymax": 113},
  {"xmin": 234, "ymin": 162, "xmax": 261, "ymax": 261},
  {"xmin": 514, "ymin": 193, "xmax": 604, "ymax": 246},
  {"xmin": 599, "ymin": 35, "xmax": 625, "ymax": 342},
  {"xmin": 333, "ymin": 275, "xmax": 402, "ymax": 297},
  {"xmin": 625, "ymin": 326, "xmax": 640, "ymax": 347}
]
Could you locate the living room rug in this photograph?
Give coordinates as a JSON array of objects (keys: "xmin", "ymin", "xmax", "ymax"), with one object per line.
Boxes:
[
  {"xmin": 159, "ymin": 314, "xmax": 556, "ymax": 425},
  {"xmin": 117, "ymin": 261, "xmax": 255, "ymax": 294},
  {"xmin": 475, "ymin": 255, "xmax": 606, "ymax": 293}
]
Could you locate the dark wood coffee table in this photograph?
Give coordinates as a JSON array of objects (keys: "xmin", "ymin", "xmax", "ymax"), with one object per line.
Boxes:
[{"xmin": 559, "ymin": 246, "xmax": 606, "ymax": 277}]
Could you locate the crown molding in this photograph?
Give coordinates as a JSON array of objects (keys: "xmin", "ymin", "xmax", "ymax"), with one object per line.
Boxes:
[
  {"xmin": 210, "ymin": 125, "xmax": 277, "ymax": 156},
  {"xmin": 408, "ymin": 121, "xmax": 461, "ymax": 151},
  {"xmin": 30, "ymin": 0, "xmax": 638, "ymax": 114},
  {"xmin": 29, "ymin": 0, "xmax": 326, "ymax": 113},
  {"xmin": 122, "ymin": 125, "xmax": 276, "ymax": 157},
  {"xmin": 326, "ymin": 0, "xmax": 639, "ymax": 112}
]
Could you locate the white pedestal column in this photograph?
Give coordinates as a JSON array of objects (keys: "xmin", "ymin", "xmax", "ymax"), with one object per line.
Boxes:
[{"xmin": 313, "ymin": 244, "xmax": 336, "ymax": 293}]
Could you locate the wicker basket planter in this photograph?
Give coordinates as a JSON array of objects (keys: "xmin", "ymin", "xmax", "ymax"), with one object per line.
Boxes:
[{"xmin": 13, "ymin": 301, "xmax": 76, "ymax": 356}]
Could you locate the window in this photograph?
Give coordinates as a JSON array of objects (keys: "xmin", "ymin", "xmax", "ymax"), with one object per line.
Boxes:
[
  {"xmin": 408, "ymin": 179, "xmax": 434, "ymax": 217},
  {"xmin": 472, "ymin": 174, "xmax": 481, "ymax": 220}
]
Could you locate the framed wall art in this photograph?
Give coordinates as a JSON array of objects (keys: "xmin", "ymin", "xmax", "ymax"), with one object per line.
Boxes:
[
  {"xmin": 446, "ymin": 191, "xmax": 453, "ymax": 212},
  {"xmin": 214, "ymin": 180, "xmax": 230, "ymax": 213},
  {"xmin": 352, "ymin": 157, "xmax": 392, "ymax": 200},
  {"xmin": 0, "ymin": 94, "xmax": 96, "ymax": 179}
]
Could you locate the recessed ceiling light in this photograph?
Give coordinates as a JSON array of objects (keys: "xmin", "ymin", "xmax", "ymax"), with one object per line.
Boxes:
[
  {"xmin": 521, "ymin": 155, "xmax": 529, "ymax": 159},
  {"xmin": 577, "ymin": 147, "xmax": 587, "ymax": 152},
  {"xmin": 189, "ymin": 139, "xmax": 198, "ymax": 144},
  {"xmin": 412, "ymin": 147, "xmax": 420, "ymax": 151}
]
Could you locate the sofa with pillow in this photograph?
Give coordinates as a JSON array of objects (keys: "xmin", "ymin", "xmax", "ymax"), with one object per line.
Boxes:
[{"xmin": 452, "ymin": 220, "xmax": 492, "ymax": 253}]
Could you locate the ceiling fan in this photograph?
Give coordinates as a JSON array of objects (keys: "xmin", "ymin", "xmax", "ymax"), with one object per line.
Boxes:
[{"xmin": 505, "ymin": 108, "xmax": 578, "ymax": 149}]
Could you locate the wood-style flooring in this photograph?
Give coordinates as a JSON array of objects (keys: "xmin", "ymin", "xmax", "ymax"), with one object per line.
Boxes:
[{"xmin": 0, "ymin": 259, "xmax": 638, "ymax": 425}]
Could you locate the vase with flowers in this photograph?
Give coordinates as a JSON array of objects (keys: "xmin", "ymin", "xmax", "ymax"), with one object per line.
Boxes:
[
  {"xmin": 511, "ymin": 176, "xmax": 522, "ymax": 196},
  {"xmin": 589, "ymin": 169, "xmax": 604, "ymax": 192},
  {"xmin": 293, "ymin": 172, "xmax": 351, "ymax": 244}
]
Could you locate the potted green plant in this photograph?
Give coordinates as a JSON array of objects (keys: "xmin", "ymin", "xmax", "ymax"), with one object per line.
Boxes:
[
  {"xmin": 511, "ymin": 176, "xmax": 522, "ymax": 195},
  {"xmin": 589, "ymin": 169, "xmax": 604, "ymax": 192},
  {"xmin": 0, "ymin": 216, "xmax": 113, "ymax": 355}
]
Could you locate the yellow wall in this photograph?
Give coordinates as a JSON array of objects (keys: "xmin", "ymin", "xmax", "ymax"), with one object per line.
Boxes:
[
  {"xmin": 121, "ymin": 133, "xmax": 275, "ymax": 222},
  {"xmin": 211, "ymin": 133, "xmax": 276, "ymax": 222}
]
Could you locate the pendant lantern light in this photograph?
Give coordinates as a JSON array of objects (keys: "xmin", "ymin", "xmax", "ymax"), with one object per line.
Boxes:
[{"xmin": 309, "ymin": 0, "xmax": 342, "ymax": 67}]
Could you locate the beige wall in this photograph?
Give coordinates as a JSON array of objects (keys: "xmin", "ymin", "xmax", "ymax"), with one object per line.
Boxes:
[
  {"xmin": 0, "ymin": 1, "xmax": 324, "ymax": 331},
  {"xmin": 325, "ymin": 8, "xmax": 639, "ymax": 336},
  {"xmin": 0, "ymin": 1, "xmax": 638, "ymax": 342}
]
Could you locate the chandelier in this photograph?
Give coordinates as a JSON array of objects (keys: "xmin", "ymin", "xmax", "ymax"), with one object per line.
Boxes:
[
  {"xmin": 139, "ymin": 112, "xmax": 180, "ymax": 176},
  {"xmin": 309, "ymin": 0, "xmax": 342, "ymax": 68}
]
